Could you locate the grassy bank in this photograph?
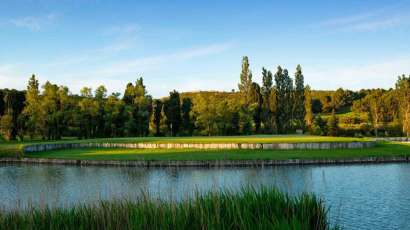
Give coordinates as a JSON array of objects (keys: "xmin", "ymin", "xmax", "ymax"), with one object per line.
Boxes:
[
  {"xmin": 0, "ymin": 187, "xmax": 333, "ymax": 230},
  {"xmin": 25, "ymin": 142, "xmax": 410, "ymax": 161}
]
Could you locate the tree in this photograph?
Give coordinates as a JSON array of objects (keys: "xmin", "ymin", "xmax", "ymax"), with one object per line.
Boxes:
[
  {"xmin": 133, "ymin": 78, "xmax": 152, "ymax": 136},
  {"xmin": 40, "ymin": 82, "xmax": 60, "ymax": 139},
  {"xmin": 239, "ymin": 105, "xmax": 253, "ymax": 135},
  {"xmin": 78, "ymin": 87, "xmax": 98, "ymax": 138},
  {"xmin": 95, "ymin": 85, "xmax": 107, "ymax": 137},
  {"xmin": 238, "ymin": 56, "xmax": 253, "ymax": 105},
  {"xmin": 396, "ymin": 75, "xmax": 410, "ymax": 136},
  {"xmin": 261, "ymin": 68, "xmax": 273, "ymax": 98},
  {"xmin": 164, "ymin": 90, "xmax": 181, "ymax": 136},
  {"xmin": 274, "ymin": 66, "xmax": 293, "ymax": 133},
  {"xmin": 250, "ymin": 82, "xmax": 262, "ymax": 133},
  {"xmin": 304, "ymin": 85, "xmax": 313, "ymax": 129},
  {"xmin": 1, "ymin": 90, "xmax": 24, "ymax": 140},
  {"xmin": 261, "ymin": 68, "xmax": 275, "ymax": 133},
  {"xmin": 22, "ymin": 75, "xmax": 41, "ymax": 139},
  {"xmin": 327, "ymin": 110, "xmax": 339, "ymax": 136},
  {"xmin": 151, "ymin": 99, "xmax": 163, "ymax": 136},
  {"xmin": 122, "ymin": 78, "xmax": 152, "ymax": 137},
  {"xmin": 311, "ymin": 115, "xmax": 326, "ymax": 136},
  {"xmin": 194, "ymin": 94, "xmax": 217, "ymax": 136},
  {"xmin": 274, "ymin": 66, "xmax": 285, "ymax": 133},
  {"xmin": 104, "ymin": 93, "xmax": 125, "ymax": 137},
  {"xmin": 367, "ymin": 89, "xmax": 385, "ymax": 137},
  {"xmin": 181, "ymin": 98, "xmax": 194, "ymax": 135},
  {"xmin": 123, "ymin": 83, "xmax": 135, "ymax": 104},
  {"xmin": 294, "ymin": 65, "xmax": 305, "ymax": 130},
  {"xmin": 0, "ymin": 114, "xmax": 14, "ymax": 140}
]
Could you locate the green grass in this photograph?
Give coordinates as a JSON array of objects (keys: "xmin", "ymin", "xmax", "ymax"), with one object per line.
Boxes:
[
  {"xmin": 26, "ymin": 142, "xmax": 410, "ymax": 161},
  {"xmin": 0, "ymin": 186, "xmax": 334, "ymax": 230},
  {"xmin": 0, "ymin": 135, "xmax": 370, "ymax": 158}
]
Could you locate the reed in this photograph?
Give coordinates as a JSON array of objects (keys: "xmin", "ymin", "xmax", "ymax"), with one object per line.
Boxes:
[{"xmin": 0, "ymin": 186, "xmax": 335, "ymax": 230}]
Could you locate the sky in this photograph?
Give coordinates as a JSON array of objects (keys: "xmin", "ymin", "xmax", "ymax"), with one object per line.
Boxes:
[{"xmin": 0, "ymin": 0, "xmax": 410, "ymax": 97}]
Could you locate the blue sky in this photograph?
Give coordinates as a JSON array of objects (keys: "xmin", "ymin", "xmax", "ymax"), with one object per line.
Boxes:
[{"xmin": 1, "ymin": 0, "xmax": 410, "ymax": 97}]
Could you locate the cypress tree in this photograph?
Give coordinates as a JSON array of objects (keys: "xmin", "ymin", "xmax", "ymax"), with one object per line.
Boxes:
[
  {"xmin": 261, "ymin": 68, "xmax": 274, "ymax": 133},
  {"xmin": 238, "ymin": 56, "xmax": 253, "ymax": 105},
  {"xmin": 274, "ymin": 66, "xmax": 285, "ymax": 133},
  {"xmin": 294, "ymin": 65, "xmax": 305, "ymax": 130}
]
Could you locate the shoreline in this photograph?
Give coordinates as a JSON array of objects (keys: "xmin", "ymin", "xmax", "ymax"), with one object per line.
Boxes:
[{"xmin": 1, "ymin": 156, "xmax": 409, "ymax": 167}]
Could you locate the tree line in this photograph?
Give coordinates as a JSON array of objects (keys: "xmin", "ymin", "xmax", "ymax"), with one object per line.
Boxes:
[{"xmin": 1, "ymin": 56, "xmax": 410, "ymax": 141}]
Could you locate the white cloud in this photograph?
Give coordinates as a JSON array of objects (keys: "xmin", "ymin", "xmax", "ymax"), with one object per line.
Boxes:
[
  {"xmin": 47, "ymin": 23, "xmax": 140, "ymax": 67},
  {"xmin": 9, "ymin": 13, "xmax": 56, "ymax": 31},
  {"xmin": 64, "ymin": 41, "xmax": 235, "ymax": 78},
  {"xmin": 315, "ymin": 7, "xmax": 410, "ymax": 32},
  {"xmin": 36, "ymin": 41, "xmax": 235, "ymax": 96},
  {"xmin": 305, "ymin": 57, "xmax": 410, "ymax": 90}
]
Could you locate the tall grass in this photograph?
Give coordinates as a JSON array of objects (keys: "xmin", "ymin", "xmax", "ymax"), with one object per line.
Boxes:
[{"xmin": 0, "ymin": 187, "xmax": 335, "ymax": 230}]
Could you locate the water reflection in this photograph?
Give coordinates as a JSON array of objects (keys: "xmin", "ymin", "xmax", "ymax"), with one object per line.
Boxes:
[{"xmin": 0, "ymin": 163, "xmax": 409, "ymax": 229}]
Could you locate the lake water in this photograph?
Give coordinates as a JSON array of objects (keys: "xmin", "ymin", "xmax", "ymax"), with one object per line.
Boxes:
[{"xmin": 1, "ymin": 163, "xmax": 409, "ymax": 229}]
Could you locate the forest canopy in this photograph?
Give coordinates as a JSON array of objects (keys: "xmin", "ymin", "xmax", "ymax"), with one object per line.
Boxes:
[{"xmin": 0, "ymin": 56, "xmax": 409, "ymax": 141}]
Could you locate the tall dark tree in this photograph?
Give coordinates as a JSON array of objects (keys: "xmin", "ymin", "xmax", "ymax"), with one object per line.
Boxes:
[
  {"xmin": 122, "ymin": 78, "xmax": 152, "ymax": 137},
  {"xmin": 238, "ymin": 56, "xmax": 253, "ymax": 105},
  {"xmin": 95, "ymin": 85, "xmax": 107, "ymax": 137},
  {"xmin": 261, "ymin": 68, "xmax": 275, "ymax": 133},
  {"xmin": 152, "ymin": 99, "xmax": 163, "ymax": 136},
  {"xmin": 0, "ymin": 90, "xmax": 24, "ymax": 140},
  {"xmin": 294, "ymin": 65, "xmax": 305, "ymax": 130},
  {"xmin": 164, "ymin": 90, "xmax": 181, "ymax": 136},
  {"xmin": 274, "ymin": 66, "xmax": 285, "ymax": 133},
  {"xmin": 133, "ymin": 78, "xmax": 152, "ymax": 136},
  {"xmin": 250, "ymin": 82, "xmax": 262, "ymax": 133},
  {"xmin": 275, "ymin": 66, "xmax": 293, "ymax": 133},
  {"xmin": 181, "ymin": 98, "xmax": 194, "ymax": 135}
]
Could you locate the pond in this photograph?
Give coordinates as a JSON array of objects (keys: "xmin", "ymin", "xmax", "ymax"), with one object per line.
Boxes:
[{"xmin": 1, "ymin": 163, "xmax": 409, "ymax": 229}]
